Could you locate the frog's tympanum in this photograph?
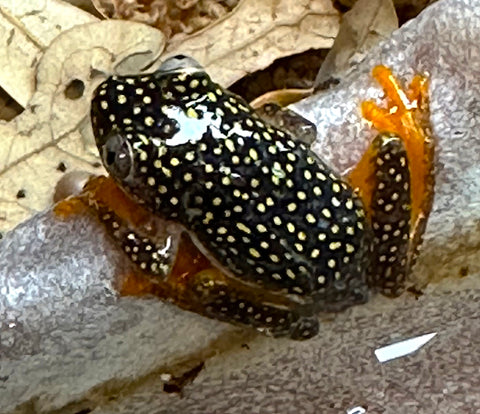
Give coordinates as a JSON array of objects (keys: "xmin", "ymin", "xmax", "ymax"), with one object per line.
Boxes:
[{"xmin": 57, "ymin": 56, "xmax": 434, "ymax": 339}]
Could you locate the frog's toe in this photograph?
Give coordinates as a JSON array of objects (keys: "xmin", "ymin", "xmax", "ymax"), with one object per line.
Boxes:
[
  {"xmin": 287, "ymin": 314, "xmax": 319, "ymax": 340},
  {"xmin": 254, "ymin": 104, "xmax": 317, "ymax": 146},
  {"xmin": 361, "ymin": 66, "xmax": 434, "ymax": 241}
]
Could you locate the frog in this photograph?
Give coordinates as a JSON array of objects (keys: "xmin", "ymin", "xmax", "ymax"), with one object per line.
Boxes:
[{"xmin": 85, "ymin": 55, "xmax": 434, "ymax": 340}]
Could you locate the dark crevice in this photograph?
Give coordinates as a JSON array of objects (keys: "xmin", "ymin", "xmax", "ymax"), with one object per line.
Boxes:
[
  {"xmin": 163, "ymin": 362, "xmax": 205, "ymax": 395},
  {"xmin": 74, "ymin": 409, "xmax": 92, "ymax": 414},
  {"xmin": 229, "ymin": 49, "xmax": 328, "ymax": 103},
  {"xmin": 0, "ymin": 86, "xmax": 24, "ymax": 121},
  {"xmin": 64, "ymin": 79, "xmax": 85, "ymax": 100}
]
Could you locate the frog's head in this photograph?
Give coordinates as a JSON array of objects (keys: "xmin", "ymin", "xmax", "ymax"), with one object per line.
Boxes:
[{"xmin": 90, "ymin": 55, "xmax": 242, "ymax": 213}]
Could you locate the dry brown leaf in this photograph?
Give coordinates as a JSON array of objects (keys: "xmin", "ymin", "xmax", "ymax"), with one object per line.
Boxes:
[
  {"xmin": 315, "ymin": 0, "xmax": 398, "ymax": 87},
  {"xmin": 0, "ymin": 87, "xmax": 23, "ymax": 121},
  {"xmin": 92, "ymin": 0, "xmax": 240, "ymax": 39},
  {"xmin": 164, "ymin": 0, "xmax": 340, "ymax": 86},
  {"xmin": 335, "ymin": 0, "xmax": 437, "ymax": 23},
  {"xmin": 0, "ymin": 0, "xmax": 97, "ymax": 106},
  {"xmin": 0, "ymin": 19, "xmax": 165, "ymax": 233},
  {"xmin": 249, "ymin": 88, "xmax": 314, "ymax": 109},
  {"xmin": 62, "ymin": 0, "xmax": 103, "ymax": 16}
]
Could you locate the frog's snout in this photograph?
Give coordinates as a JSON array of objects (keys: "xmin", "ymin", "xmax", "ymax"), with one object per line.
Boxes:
[
  {"xmin": 157, "ymin": 54, "xmax": 204, "ymax": 75},
  {"xmin": 100, "ymin": 132, "xmax": 135, "ymax": 181}
]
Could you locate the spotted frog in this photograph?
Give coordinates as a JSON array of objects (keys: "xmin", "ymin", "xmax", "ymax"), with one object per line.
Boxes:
[{"xmin": 84, "ymin": 56, "xmax": 434, "ymax": 339}]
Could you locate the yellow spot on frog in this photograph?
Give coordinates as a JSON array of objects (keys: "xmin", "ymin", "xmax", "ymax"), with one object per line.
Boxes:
[
  {"xmin": 225, "ymin": 139, "xmax": 235, "ymax": 152},
  {"xmin": 249, "ymin": 248, "xmax": 260, "ymax": 258},
  {"xmin": 186, "ymin": 107, "xmax": 198, "ymax": 119},
  {"xmin": 257, "ymin": 224, "xmax": 267, "ymax": 232},
  {"xmin": 237, "ymin": 222, "xmax": 251, "ymax": 234},
  {"xmin": 329, "ymin": 241, "xmax": 341, "ymax": 250},
  {"xmin": 346, "ymin": 244, "xmax": 355, "ymax": 253},
  {"xmin": 298, "ymin": 231, "xmax": 307, "ymax": 241},
  {"xmin": 203, "ymin": 212, "xmax": 214, "ymax": 224},
  {"xmin": 286, "ymin": 269, "xmax": 296, "ymax": 279},
  {"xmin": 145, "ymin": 116, "xmax": 155, "ymax": 126},
  {"xmin": 306, "ymin": 213, "xmax": 316, "ymax": 224}
]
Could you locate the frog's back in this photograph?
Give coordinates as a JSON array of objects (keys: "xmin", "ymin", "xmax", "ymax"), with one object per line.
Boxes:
[{"xmin": 91, "ymin": 58, "xmax": 371, "ymax": 309}]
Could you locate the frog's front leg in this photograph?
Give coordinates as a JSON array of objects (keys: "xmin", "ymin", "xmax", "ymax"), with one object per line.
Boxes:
[
  {"xmin": 55, "ymin": 176, "xmax": 179, "ymax": 279},
  {"xmin": 348, "ymin": 66, "xmax": 434, "ymax": 296}
]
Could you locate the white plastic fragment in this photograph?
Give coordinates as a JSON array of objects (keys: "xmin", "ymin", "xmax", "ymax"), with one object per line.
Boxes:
[
  {"xmin": 346, "ymin": 406, "xmax": 367, "ymax": 414},
  {"xmin": 374, "ymin": 332, "xmax": 437, "ymax": 363}
]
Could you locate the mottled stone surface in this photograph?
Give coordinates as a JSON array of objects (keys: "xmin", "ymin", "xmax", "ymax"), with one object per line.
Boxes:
[
  {"xmin": 95, "ymin": 279, "xmax": 480, "ymax": 414},
  {"xmin": 0, "ymin": 212, "xmax": 241, "ymax": 413},
  {"xmin": 2, "ymin": 0, "xmax": 480, "ymax": 413}
]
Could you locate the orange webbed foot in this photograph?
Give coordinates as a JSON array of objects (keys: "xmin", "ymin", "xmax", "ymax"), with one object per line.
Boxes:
[
  {"xmin": 360, "ymin": 66, "xmax": 434, "ymax": 230},
  {"xmin": 348, "ymin": 66, "xmax": 435, "ymax": 295}
]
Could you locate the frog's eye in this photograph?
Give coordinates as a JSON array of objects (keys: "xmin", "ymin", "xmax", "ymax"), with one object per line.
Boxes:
[
  {"xmin": 100, "ymin": 132, "xmax": 134, "ymax": 180},
  {"xmin": 157, "ymin": 55, "xmax": 204, "ymax": 75}
]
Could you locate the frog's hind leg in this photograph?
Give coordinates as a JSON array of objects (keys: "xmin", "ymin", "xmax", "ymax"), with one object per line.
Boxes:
[
  {"xmin": 152, "ymin": 231, "xmax": 319, "ymax": 340},
  {"xmin": 349, "ymin": 133, "xmax": 414, "ymax": 296},
  {"xmin": 348, "ymin": 66, "xmax": 435, "ymax": 297},
  {"xmin": 131, "ymin": 227, "xmax": 320, "ymax": 340},
  {"xmin": 186, "ymin": 268, "xmax": 319, "ymax": 339},
  {"xmin": 56, "ymin": 176, "xmax": 318, "ymax": 340},
  {"xmin": 368, "ymin": 134, "xmax": 412, "ymax": 295},
  {"xmin": 122, "ymin": 229, "xmax": 321, "ymax": 339}
]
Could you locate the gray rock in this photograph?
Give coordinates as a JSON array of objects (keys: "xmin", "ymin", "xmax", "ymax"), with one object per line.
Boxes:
[{"xmin": 0, "ymin": 212, "xmax": 240, "ymax": 413}]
